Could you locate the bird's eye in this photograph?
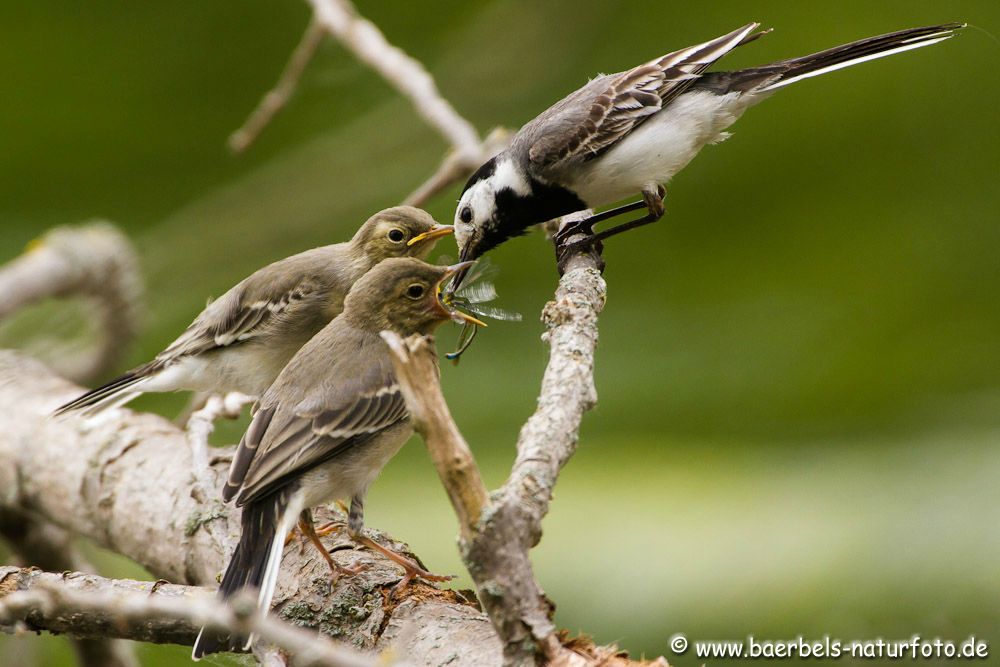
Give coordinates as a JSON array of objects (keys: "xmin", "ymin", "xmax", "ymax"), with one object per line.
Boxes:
[
  {"xmin": 459, "ymin": 207, "xmax": 472, "ymax": 224},
  {"xmin": 387, "ymin": 229, "xmax": 405, "ymax": 243},
  {"xmin": 405, "ymin": 284, "xmax": 426, "ymax": 299}
]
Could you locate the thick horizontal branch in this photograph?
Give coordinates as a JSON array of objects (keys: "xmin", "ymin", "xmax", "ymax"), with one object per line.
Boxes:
[
  {"xmin": 0, "ymin": 351, "xmax": 501, "ymax": 664},
  {"xmin": 0, "ymin": 509, "xmax": 137, "ymax": 667},
  {"xmin": 0, "ymin": 567, "xmax": 381, "ymax": 667}
]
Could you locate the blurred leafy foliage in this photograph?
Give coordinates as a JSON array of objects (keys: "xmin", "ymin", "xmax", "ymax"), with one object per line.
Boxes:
[{"xmin": 1, "ymin": 1, "xmax": 998, "ymax": 665}]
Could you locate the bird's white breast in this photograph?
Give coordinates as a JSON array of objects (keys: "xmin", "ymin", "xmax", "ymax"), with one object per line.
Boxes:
[{"xmin": 567, "ymin": 90, "xmax": 753, "ymax": 207}]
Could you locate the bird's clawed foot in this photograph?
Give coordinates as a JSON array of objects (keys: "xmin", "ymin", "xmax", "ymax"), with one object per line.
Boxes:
[
  {"xmin": 555, "ymin": 186, "xmax": 666, "ymax": 274},
  {"xmin": 354, "ymin": 535, "xmax": 454, "ymax": 597},
  {"xmin": 298, "ymin": 518, "xmax": 367, "ymax": 582},
  {"xmin": 555, "ymin": 215, "xmax": 605, "ymax": 275}
]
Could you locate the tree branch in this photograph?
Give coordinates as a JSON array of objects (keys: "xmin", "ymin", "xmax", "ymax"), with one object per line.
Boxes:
[
  {"xmin": 0, "ymin": 567, "xmax": 382, "ymax": 667},
  {"xmin": 229, "ymin": 17, "xmax": 326, "ymax": 153},
  {"xmin": 380, "ymin": 334, "xmax": 487, "ymax": 541},
  {"xmin": 0, "ymin": 351, "xmax": 501, "ymax": 664},
  {"xmin": 231, "ymin": 1, "xmax": 514, "ymax": 206},
  {"xmin": 384, "ymin": 215, "xmax": 651, "ymax": 667},
  {"xmin": 402, "ymin": 126, "xmax": 513, "ymax": 208},
  {"xmin": 306, "ymin": 0, "xmax": 481, "ymax": 161},
  {"xmin": 0, "ymin": 510, "xmax": 137, "ymax": 667},
  {"xmin": 0, "ymin": 222, "xmax": 142, "ymax": 384}
]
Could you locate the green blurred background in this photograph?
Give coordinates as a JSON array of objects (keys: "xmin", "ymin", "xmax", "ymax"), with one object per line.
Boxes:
[{"xmin": 2, "ymin": 1, "xmax": 998, "ymax": 665}]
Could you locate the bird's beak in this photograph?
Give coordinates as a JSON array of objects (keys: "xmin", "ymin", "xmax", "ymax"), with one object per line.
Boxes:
[
  {"xmin": 447, "ymin": 246, "xmax": 476, "ymax": 293},
  {"xmin": 436, "ymin": 262, "xmax": 487, "ymax": 328},
  {"xmin": 407, "ymin": 224, "xmax": 454, "ymax": 246}
]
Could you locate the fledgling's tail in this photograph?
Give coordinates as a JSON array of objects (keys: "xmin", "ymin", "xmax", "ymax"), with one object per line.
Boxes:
[
  {"xmin": 191, "ymin": 490, "xmax": 296, "ymax": 660},
  {"xmin": 703, "ymin": 23, "xmax": 966, "ymax": 94},
  {"xmin": 51, "ymin": 369, "xmax": 149, "ymax": 417}
]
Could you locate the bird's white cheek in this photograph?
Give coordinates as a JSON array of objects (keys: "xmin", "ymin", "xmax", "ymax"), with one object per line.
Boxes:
[{"xmin": 455, "ymin": 224, "xmax": 472, "ymax": 250}]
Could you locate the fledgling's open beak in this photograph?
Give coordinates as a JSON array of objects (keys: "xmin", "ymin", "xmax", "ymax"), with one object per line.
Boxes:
[
  {"xmin": 435, "ymin": 261, "xmax": 487, "ymax": 327},
  {"xmin": 408, "ymin": 224, "xmax": 454, "ymax": 246}
]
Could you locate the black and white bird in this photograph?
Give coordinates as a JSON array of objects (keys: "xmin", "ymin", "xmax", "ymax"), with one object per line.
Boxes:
[
  {"xmin": 191, "ymin": 258, "xmax": 483, "ymax": 658},
  {"xmin": 54, "ymin": 207, "xmax": 453, "ymax": 416},
  {"xmin": 452, "ymin": 22, "xmax": 965, "ymax": 275}
]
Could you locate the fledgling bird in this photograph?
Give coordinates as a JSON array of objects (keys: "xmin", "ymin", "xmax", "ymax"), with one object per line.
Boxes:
[
  {"xmin": 191, "ymin": 257, "xmax": 484, "ymax": 659},
  {"xmin": 54, "ymin": 207, "xmax": 453, "ymax": 416},
  {"xmin": 451, "ymin": 22, "xmax": 966, "ymax": 277}
]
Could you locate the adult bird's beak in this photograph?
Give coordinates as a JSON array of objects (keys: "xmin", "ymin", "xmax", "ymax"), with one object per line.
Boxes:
[
  {"xmin": 407, "ymin": 224, "xmax": 454, "ymax": 246},
  {"xmin": 436, "ymin": 261, "xmax": 488, "ymax": 327},
  {"xmin": 447, "ymin": 247, "xmax": 476, "ymax": 293}
]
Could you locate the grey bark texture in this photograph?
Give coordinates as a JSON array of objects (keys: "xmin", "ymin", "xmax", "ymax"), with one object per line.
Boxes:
[
  {"xmin": 0, "ymin": 350, "xmax": 501, "ymax": 665},
  {"xmin": 383, "ymin": 219, "xmax": 662, "ymax": 667}
]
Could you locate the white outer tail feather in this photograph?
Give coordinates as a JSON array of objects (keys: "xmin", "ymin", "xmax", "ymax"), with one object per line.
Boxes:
[
  {"xmin": 761, "ymin": 32, "xmax": 958, "ymax": 92},
  {"xmin": 245, "ymin": 496, "xmax": 302, "ymax": 650}
]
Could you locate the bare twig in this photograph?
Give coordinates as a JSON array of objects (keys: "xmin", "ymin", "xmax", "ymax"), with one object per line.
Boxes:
[
  {"xmin": 0, "ymin": 567, "xmax": 381, "ymax": 667},
  {"xmin": 229, "ymin": 17, "xmax": 326, "ymax": 153},
  {"xmin": 233, "ymin": 1, "xmax": 512, "ymax": 205},
  {"xmin": 186, "ymin": 392, "xmax": 253, "ymax": 492},
  {"xmin": 307, "ymin": 0, "xmax": 481, "ymax": 160},
  {"xmin": 0, "ymin": 222, "xmax": 142, "ymax": 384},
  {"xmin": 0, "ymin": 510, "xmax": 138, "ymax": 667},
  {"xmin": 403, "ymin": 126, "xmax": 513, "ymax": 208}
]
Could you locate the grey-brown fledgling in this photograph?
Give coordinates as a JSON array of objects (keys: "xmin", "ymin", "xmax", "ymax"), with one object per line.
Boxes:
[
  {"xmin": 191, "ymin": 257, "xmax": 484, "ymax": 659},
  {"xmin": 55, "ymin": 207, "xmax": 453, "ymax": 416},
  {"xmin": 451, "ymin": 23, "xmax": 965, "ymax": 277}
]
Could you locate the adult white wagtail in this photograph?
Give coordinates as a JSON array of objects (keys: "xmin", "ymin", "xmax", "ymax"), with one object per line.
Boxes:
[
  {"xmin": 451, "ymin": 22, "xmax": 965, "ymax": 277},
  {"xmin": 191, "ymin": 257, "xmax": 484, "ymax": 658},
  {"xmin": 54, "ymin": 207, "xmax": 453, "ymax": 416}
]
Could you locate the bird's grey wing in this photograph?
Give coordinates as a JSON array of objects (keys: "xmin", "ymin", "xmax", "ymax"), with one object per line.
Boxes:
[
  {"xmin": 227, "ymin": 339, "xmax": 408, "ymax": 505},
  {"xmin": 157, "ymin": 252, "xmax": 335, "ymax": 363},
  {"xmin": 526, "ymin": 23, "xmax": 763, "ymax": 168}
]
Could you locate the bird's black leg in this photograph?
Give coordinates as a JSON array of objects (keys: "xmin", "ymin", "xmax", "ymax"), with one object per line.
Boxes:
[
  {"xmin": 555, "ymin": 186, "xmax": 665, "ymax": 273},
  {"xmin": 591, "ymin": 186, "xmax": 665, "ymax": 243}
]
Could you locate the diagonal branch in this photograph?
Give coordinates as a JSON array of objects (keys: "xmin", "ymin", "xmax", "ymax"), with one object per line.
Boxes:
[
  {"xmin": 380, "ymin": 333, "xmax": 487, "ymax": 541},
  {"xmin": 385, "ymin": 213, "xmax": 646, "ymax": 667},
  {"xmin": 229, "ymin": 17, "xmax": 326, "ymax": 153},
  {"xmin": 306, "ymin": 0, "xmax": 481, "ymax": 161},
  {"xmin": 232, "ymin": 0, "xmax": 514, "ymax": 204}
]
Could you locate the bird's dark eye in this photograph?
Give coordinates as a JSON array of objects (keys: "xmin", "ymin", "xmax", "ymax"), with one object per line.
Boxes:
[
  {"xmin": 388, "ymin": 229, "xmax": 405, "ymax": 243},
  {"xmin": 405, "ymin": 284, "xmax": 426, "ymax": 299},
  {"xmin": 459, "ymin": 207, "xmax": 472, "ymax": 224}
]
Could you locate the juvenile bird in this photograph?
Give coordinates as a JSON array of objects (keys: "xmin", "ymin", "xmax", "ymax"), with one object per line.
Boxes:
[
  {"xmin": 54, "ymin": 207, "xmax": 453, "ymax": 416},
  {"xmin": 451, "ymin": 22, "xmax": 965, "ymax": 277},
  {"xmin": 191, "ymin": 257, "xmax": 484, "ymax": 659}
]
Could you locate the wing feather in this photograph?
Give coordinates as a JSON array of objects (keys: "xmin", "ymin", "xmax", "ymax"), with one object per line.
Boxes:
[
  {"xmin": 527, "ymin": 23, "xmax": 762, "ymax": 168},
  {"xmin": 227, "ymin": 330, "xmax": 410, "ymax": 506}
]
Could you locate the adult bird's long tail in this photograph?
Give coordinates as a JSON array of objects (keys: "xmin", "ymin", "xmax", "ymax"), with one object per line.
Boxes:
[
  {"xmin": 705, "ymin": 23, "xmax": 965, "ymax": 94},
  {"xmin": 191, "ymin": 490, "xmax": 298, "ymax": 660}
]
